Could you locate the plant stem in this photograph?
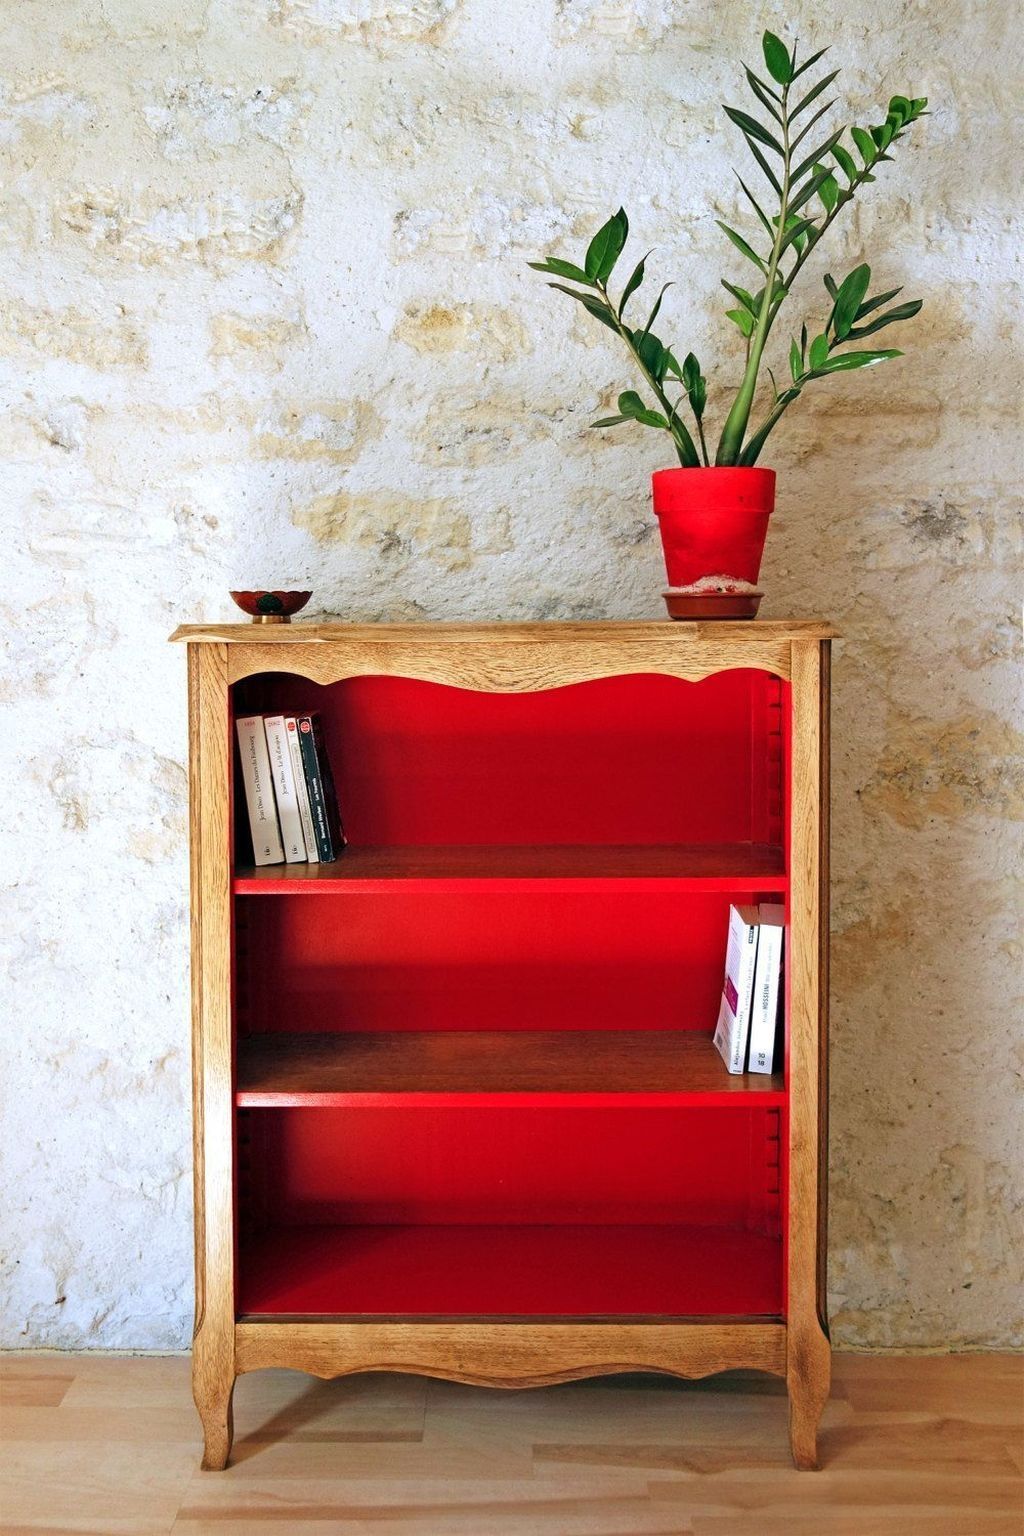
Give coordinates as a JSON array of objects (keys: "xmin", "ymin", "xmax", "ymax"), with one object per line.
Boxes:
[
  {"xmin": 598, "ymin": 281, "xmax": 701, "ymax": 466},
  {"xmin": 715, "ymin": 80, "xmax": 793, "ymax": 465},
  {"xmin": 768, "ymin": 162, "xmax": 875, "ymax": 332},
  {"xmin": 695, "ymin": 414, "xmax": 711, "ymax": 466},
  {"xmin": 739, "ymin": 387, "xmax": 801, "ymax": 465}
]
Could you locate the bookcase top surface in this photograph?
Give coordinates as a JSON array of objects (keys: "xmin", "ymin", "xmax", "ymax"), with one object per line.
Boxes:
[{"xmin": 170, "ymin": 619, "xmax": 837, "ymax": 644}]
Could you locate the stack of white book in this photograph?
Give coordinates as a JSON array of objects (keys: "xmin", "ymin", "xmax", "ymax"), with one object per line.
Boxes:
[
  {"xmin": 712, "ymin": 903, "xmax": 785, "ymax": 1075},
  {"xmin": 235, "ymin": 713, "xmax": 345, "ymax": 866}
]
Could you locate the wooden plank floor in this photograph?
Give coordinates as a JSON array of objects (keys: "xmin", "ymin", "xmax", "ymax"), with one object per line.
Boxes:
[{"xmin": 1, "ymin": 1353, "xmax": 1020, "ymax": 1534}]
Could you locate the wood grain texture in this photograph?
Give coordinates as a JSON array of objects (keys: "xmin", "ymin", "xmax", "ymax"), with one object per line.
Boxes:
[
  {"xmin": 234, "ymin": 840, "xmax": 787, "ymax": 888},
  {"xmin": 786, "ymin": 638, "xmax": 832, "ymax": 1469},
  {"xmin": 223, "ymin": 636, "xmax": 795, "ymax": 688},
  {"xmin": 2, "ymin": 1354, "xmax": 1021, "ymax": 1533},
  {"xmin": 234, "ymin": 1320, "xmax": 788, "ymax": 1383},
  {"xmin": 171, "ymin": 619, "xmax": 838, "ymax": 644},
  {"xmin": 180, "ymin": 621, "xmax": 833, "ymax": 1471},
  {"xmin": 236, "ymin": 1029, "xmax": 785, "ymax": 1102},
  {"xmin": 189, "ymin": 643, "xmax": 236, "ymax": 1471},
  {"xmin": 818, "ymin": 640, "xmax": 832, "ymax": 1327}
]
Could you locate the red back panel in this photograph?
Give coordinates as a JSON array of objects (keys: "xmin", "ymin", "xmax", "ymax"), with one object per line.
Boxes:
[
  {"xmin": 233, "ymin": 671, "xmax": 783, "ymax": 849},
  {"xmin": 240, "ymin": 1104, "xmax": 782, "ymax": 1228},
  {"xmin": 236, "ymin": 889, "xmax": 781, "ymax": 1034}
]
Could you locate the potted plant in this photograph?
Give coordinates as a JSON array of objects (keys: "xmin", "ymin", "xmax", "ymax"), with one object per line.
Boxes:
[{"xmin": 530, "ymin": 31, "xmax": 928, "ymax": 616}]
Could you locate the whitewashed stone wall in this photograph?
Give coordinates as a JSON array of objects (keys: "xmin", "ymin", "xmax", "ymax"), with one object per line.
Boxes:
[{"xmin": 1, "ymin": 0, "xmax": 1020, "ymax": 1349}]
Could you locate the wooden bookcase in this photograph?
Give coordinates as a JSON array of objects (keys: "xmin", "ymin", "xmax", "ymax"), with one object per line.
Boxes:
[{"xmin": 172, "ymin": 620, "xmax": 834, "ymax": 1469}]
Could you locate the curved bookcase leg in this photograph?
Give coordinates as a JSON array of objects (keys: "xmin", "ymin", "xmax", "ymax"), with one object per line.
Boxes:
[
  {"xmin": 786, "ymin": 1321, "xmax": 831, "ymax": 1469},
  {"xmin": 195, "ymin": 1368, "xmax": 235, "ymax": 1471}
]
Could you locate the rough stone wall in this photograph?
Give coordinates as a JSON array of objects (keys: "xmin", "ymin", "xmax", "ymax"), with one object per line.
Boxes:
[{"xmin": 1, "ymin": 0, "xmax": 1020, "ymax": 1350}]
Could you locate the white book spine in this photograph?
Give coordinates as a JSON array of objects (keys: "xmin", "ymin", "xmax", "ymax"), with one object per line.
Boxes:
[
  {"xmin": 235, "ymin": 715, "xmax": 284, "ymax": 866},
  {"xmin": 748, "ymin": 909, "xmax": 785, "ymax": 1074},
  {"xmin": 712, "ymin": 905, "xmax": 760, "ymax": 1074},
  {"xmin": 284, "ymin": 715, "xmax": 318, "ymax": 863},
  {"xmin": 263, "ymin": 716, "xmax": 307, "ymax": 863}
]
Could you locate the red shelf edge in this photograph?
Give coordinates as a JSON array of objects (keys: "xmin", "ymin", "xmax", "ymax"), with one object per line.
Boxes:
[{"xmin": 236, "ymin": 1089, "xmax": 788, "ymax": 1109}]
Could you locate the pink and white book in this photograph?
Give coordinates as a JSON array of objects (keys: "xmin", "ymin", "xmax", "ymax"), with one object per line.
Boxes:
[
  {"xmin": 712, "ymin": 903, "xmax": 760, "ymax": 1075},
  {"xmin": 263, "ymin": 716, "xmax": 308, "ymax": 864},
  {"xmin": 235, "ymin": 715, "xmax": 284, "ymax": 866}
]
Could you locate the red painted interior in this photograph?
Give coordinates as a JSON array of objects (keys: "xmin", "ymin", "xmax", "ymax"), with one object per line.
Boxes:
[
  {"xmin": 230, "ymin": 669, "xmax": 790, "ymax": 1319},
  {"xmin": 236, "ymin": 888, "xmax": 785, "ymax": 1035},
  {"xmin": 232, "ymin": 671, "xmax": 784, "ymax": 851},
  {"xmin": 239, "ymin": 1226, "xmax": 783, "ymax": 1317}
]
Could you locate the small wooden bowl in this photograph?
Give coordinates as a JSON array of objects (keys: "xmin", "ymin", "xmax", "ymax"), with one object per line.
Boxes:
[{"xmin": 230, "ymin": 590, "xmax": 312, "ymax": 624}]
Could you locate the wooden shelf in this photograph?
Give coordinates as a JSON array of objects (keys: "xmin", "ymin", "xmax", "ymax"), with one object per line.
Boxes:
[
  {"xmin": 234, "ymin": 842, "xmax": 787, "ymax": 893},
  {"xmin": 238, "ymin": 1223, "xmax": 783, "ymax": 1317},
  {"xmin": 236, "ymin": 1030, "xmax": 785, "ymax": 1106}
]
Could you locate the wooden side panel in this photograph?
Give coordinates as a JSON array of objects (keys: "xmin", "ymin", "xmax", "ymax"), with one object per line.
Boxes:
[
  {"xmin": 234, "ymin": 1320, "xmax": 787, "ymax": 1385},
  {"xmin": 819, "ymin": 641, "xmax": 831, "ymax": 1325},
  {"xmin": 189, "ymin": 644, "xmax": 236, "ymax": 1470},
  {"xmin": 785, "ymin": 639, "xmax": 831, "ymax": 1468}
]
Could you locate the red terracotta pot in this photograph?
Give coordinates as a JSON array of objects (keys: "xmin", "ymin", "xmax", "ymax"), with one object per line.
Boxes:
[{"xmin": 651, "ymin": 467, "xmax": 775, "ymax": 618}]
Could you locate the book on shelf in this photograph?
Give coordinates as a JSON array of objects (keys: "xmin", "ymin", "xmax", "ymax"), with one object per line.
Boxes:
[
  {"xmin": 263, "ymin": 716, "xmax": 308, "ymax": 863},
  {"xmin": 235, "ymin": 715, "xmax": 285, "ymax": 867},
  {"xmin": 713, "ymin": 903, "xmax": 760, "ymax": 1075},
  {"xmin": 712, "ymin": 902, "xmax": 785, "ymax": 1076},
  {"xmin": 284, "ymin": 716, "xmax": 319, "ymax": 863},
  {"xmin": 297, "ymin": 713, "xmax": 346, "ymax": 863},
  {"xmin": 234, "ymin": 710, "xmax": 344, "ymax": 866},
  {"xmin": 748, "ymin": 903, "xmax": 785, "ymax": 1075}
]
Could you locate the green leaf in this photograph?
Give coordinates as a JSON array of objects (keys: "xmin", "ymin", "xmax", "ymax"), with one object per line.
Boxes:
[
  {"xmin": 793, "ymin": 69, "xmax": 840, "ymax": 118},
  {"xmin": 788, "ymin": 164, "xmax": 835, "ymax": 213},
  {"xmin": 618, "ymin": 251, "xmax": 651, "ymax": 316},
  {"xmin": 779, "ymin": 216, "xmax": 817, "ymax": 253},
  {"xmin": 726, "ymin": 307, "xmax": 755, "ymax": 337},
  {"xmin": 832, "ymin": 143, "xmax": 858, "ymax": 181},
  {"xmin": 681, "ymin": 352, "xmax": 701, "ymax": 391},
  {"xmin": 662, "ymin": 347, "xmax": 684, "ymax": 380},
  {"xmin": 832, "ymin": 263, "xmax": 872, "ymax": 339},
  {"xmin": 631, "ymin": 327, "xmax": 668, "ymax": 381},
  {"xmin": 823, "ymin": 272, "xmax": 839, "ymax": 301},
  {"xmin": 761, "ymin": 30, "xmax": 792, "ymax": 85},
  {"xmin": 716, "ymin": 220, "xmax": 767, "ymax": 274},
  {"xmin": 638, "ymin": 283, "xmax": 671, "ymax": 346},
  {"xmin": 815, "ymin": 165, "xmax": 839, "ymax": 211},
  {"xmin": 585, "ymin": 209, "xmax": 628, "ymax": 282},
  {"xmin": 809, "ymin": 332, "xmax": 830, "ymax": 369},
  {"xmin": 846, "ymin": 299, "xmax": 923, "ymax": 339},
  {"xmin": 790, "ymin": 45, "xmax": 829, "ymax": 80},
  {"xmin": 528, "ymin": 257, "xmax": 596, "ymax": 286},
  {"xmin": 722, "ymin": 105, "xmax": 783, "ymax": 155},
  {"xmin": 745, "ymin": 67, "xmax": 784, "ymax": 123},
  {"xmin": 744, "ymin": 135, "xmax": 784, "ymax": 196},
  {"xmin": 790, "ymin": 97, "xmax": 838, "ymax": 151},
  {"xmin": 855, "ymin": 285, "xmax": 902, "ymax": 318},
  {"xmin": 792, "ymin": 126, "xmax": 847, "ymax": 183},
  {"xmin": 888, "ymin": 94, "xmax": 912, "ymax": 124},
  {"xmin": 721, "ymin": 278, "xmax": 758, "ymax": 314},
  {"xmin": 737, "ymin": 176, "xmax": 774, "ymax": 236},
  {"xmin": 681, "ymin": 351, "xmax": 707, "ymax": 416},
  {"xmin": 589, "ymin": 415, "xmax": 630, "ymax": 428},
  {"xmin": 789, "ymin": 335, "xmax": 802, "ymax": 381},
  {"xmin": 547, "ymin": 283, "xmax": 618, "ymax": 332},
  {"xmin": 807, "ymin": 348, "xmax": 902, "ymax": 375},
  {"xmin": 851, "ymin": 126, "xmax": 876, "ymax": 165},
  {"xmin": 618, "ymin": 390, "xmax": 669, "ymax": 429}
]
